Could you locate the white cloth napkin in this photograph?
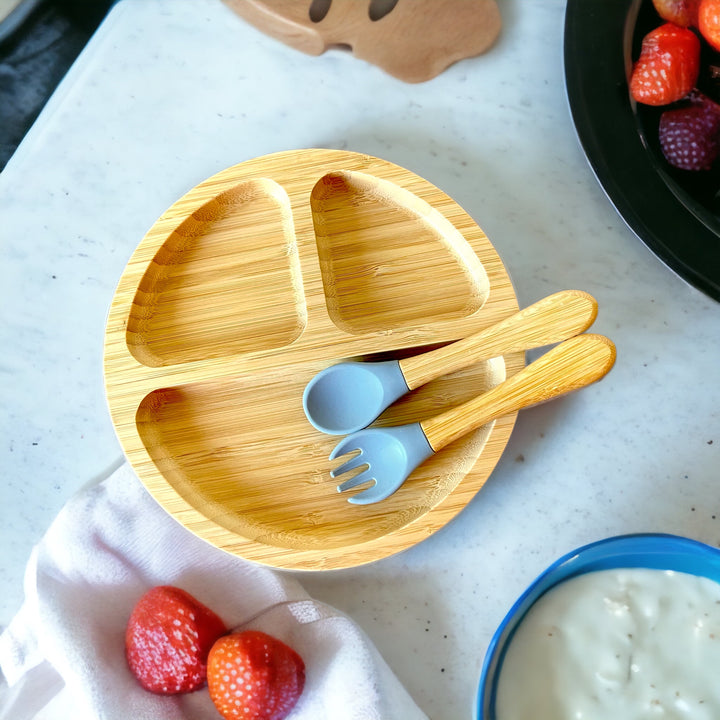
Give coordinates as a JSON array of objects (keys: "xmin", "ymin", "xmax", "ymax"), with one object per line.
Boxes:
[{"xmin": 0, "ymin": 463, "xmax": 428, "ymax": 720}]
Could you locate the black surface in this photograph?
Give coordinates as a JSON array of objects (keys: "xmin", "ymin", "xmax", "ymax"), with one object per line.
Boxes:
[
  {"xmin": 0, "ymin": 0, "xmax": 112, "ymax": 170},
  {"xmin": 564, "ymin": 0, "xmax": 720, "ymax": 302}
]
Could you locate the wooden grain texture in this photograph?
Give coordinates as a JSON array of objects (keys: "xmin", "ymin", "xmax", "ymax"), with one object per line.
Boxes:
[
  {"xmin": 104, "ymin": 148, "xmax": 522, "ymax": 570},
  {"xmin": 421, "ymin": 334, "xmax": 617, "ymax": 452},
  {"xmin": 223, "ymin": 0, "xmax": 502, "ymax": 83},
  {"xmin": 399, "ymin": 290, "xmax": 598, "ymax": 391}
]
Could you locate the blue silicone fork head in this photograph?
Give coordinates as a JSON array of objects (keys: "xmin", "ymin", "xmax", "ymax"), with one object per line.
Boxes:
[
  {"xmin": 329, "ymin": 422, "xmax": 435, "ymax": 504},
  {"xmin": 303, "ymin": 359, "xmax": 410, "ymax": 435}
]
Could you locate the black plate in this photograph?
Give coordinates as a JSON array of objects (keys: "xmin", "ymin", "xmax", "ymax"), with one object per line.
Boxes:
[{"xmin": 564, "ymin": 0, "xmax": 720, "ymax": 301}]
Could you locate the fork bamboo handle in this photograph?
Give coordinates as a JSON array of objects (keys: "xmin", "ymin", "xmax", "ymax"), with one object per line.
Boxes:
[
  {"xmin": 398, "ymin": 290, "xmax": 598, "ymax": 391},
  {"xmin": 420, "ymin": 333, "xmax": 616, "ymax": 452}
]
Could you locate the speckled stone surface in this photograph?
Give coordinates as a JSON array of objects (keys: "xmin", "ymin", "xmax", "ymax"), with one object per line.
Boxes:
[{"xmin": 1, "ymin": 1, "xmax": 719, "ymax": 717}]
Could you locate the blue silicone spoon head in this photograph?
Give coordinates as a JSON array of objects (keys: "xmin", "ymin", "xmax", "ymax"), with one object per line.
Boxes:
[{"xmin": 302, "ymin": 359, "xmax": 410, "ymax": 435}]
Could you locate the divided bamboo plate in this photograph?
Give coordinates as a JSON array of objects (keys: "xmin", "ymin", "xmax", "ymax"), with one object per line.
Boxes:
[{"xmin": 104, "ymin": 149, "xmax": 523, "ymax": 570}]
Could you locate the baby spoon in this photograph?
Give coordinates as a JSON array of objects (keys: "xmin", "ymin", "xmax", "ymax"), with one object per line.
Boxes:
[{"xmin": 303, "ymin": 289, "xmax": 597, "ymax": 434}]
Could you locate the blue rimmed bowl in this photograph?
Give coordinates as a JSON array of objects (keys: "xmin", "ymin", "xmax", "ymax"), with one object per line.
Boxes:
[{"xmin": 476, "ymin": 533, "xmax": 720, "ymax": 719}]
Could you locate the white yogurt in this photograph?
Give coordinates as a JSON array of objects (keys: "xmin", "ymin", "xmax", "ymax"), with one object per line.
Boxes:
[{"xmin": 496, "ymin": 568, "xmax": 720, "ymax": 720}]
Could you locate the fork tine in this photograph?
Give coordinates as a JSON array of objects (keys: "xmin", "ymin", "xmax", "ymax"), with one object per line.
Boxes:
[
  {"xmin": 330, "ymin": 452, "xmax": 367, "ymax": 479},
  {"xmin": 329, "ymin": 435, "xmax": 362, "ymax": 461},
  {"xmin": 336, "ymin": 467, "xmax": 375, "ymax": 493}
]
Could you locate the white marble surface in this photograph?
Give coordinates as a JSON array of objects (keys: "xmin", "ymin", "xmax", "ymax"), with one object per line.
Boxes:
[{"xmin": 1, "ymin": 0, "xmax": 719, "ymax": 717}]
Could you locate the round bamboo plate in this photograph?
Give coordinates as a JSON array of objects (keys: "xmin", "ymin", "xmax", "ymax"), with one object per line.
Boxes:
[{"xmin": 104, "ymin": 149, "xmax": 523, "ymax": 570}]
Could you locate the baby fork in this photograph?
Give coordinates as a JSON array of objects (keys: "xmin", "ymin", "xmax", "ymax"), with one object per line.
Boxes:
[{"xmin": 330, "ymin": 333, "xmax": 616, "ymax": 504}]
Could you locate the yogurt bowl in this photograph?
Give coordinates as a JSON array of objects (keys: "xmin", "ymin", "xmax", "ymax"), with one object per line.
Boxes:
[{"xmin": 477, "ymin": 533, "xmax": 720, "ymax": 719}]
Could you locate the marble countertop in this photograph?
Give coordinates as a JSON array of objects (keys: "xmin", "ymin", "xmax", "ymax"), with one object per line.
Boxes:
[{"xmin": 2, "ymin": 1, "xmax": 719, "ymax": 717}]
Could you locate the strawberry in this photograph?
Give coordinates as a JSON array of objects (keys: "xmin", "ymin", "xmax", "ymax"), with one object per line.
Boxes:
[
  {"xmin": 630, "ymin": 23, "xmax": 701, "ymax": 105},
  {"xmin": 125, "ymin": 585, "xmax": 227, "ymax": 695},
  {"xmin": 658, "ymin": 90, "xmax": 720, "ymax": 169},
  {"xmin": 699, "ymin": 0, "xmax": 720, "ymax": 50},
  {"xmin": 652, "ymin": 0, "xmax": 701, "ymax": 26},
  {"xmin": 207, "ymin": 630, "xmax": 305, "ymax": 720}
]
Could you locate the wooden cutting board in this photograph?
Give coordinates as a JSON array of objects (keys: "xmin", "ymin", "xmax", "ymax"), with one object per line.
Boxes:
[
  {"xmin": 223, "ymin": 0, "xmax": 502, "ymax": 82},
  {"xmin": 104, "ymin": 149, "xmax": 522, "ymax": 570}
]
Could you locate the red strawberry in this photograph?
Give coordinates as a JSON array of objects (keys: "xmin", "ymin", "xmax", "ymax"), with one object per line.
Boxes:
[
  {"xmin": 207, "ymin": 631, "xmax": 305, "ymax": 720},
  {"xmin": 125, "ymin": 585, "xmax": 227, "ymax": 695},
  {"xmin": 658, "ymin": 90, "xmax": 720, "ymax": 169},
  {"xmin": 652, "ymin": 0, "xmax": 701, "ymax": 26},
  {"xmin": 630, "ymin": 23, "xmax": 701, "ymax": 105},
  {"xmin": 699, "ymin": 0, "xmax": 720, "ymax": 50}
]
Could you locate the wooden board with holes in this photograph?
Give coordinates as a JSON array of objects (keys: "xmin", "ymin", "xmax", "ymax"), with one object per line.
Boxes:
[
  {"xmin": 223, "ymin": 0, "xmax": 502, "ymax": 83},
  {"xmin": 104, "ymin": 148, "xmax": 522, "ymax": 570}
]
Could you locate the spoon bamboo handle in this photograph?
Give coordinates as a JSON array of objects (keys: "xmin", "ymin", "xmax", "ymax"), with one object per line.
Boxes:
[
  {"xmin": 398, "ymin": 290, "xmax": 598, "ymax": 391},
  {"xmin": 420, "ymin": 333, "xmax": 616, "ymax": 452}
]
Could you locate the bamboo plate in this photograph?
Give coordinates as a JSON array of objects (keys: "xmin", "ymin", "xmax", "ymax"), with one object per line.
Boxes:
[{"xmin": 104, "ymin": 149, "xmax": 523, "ymax": 570}]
